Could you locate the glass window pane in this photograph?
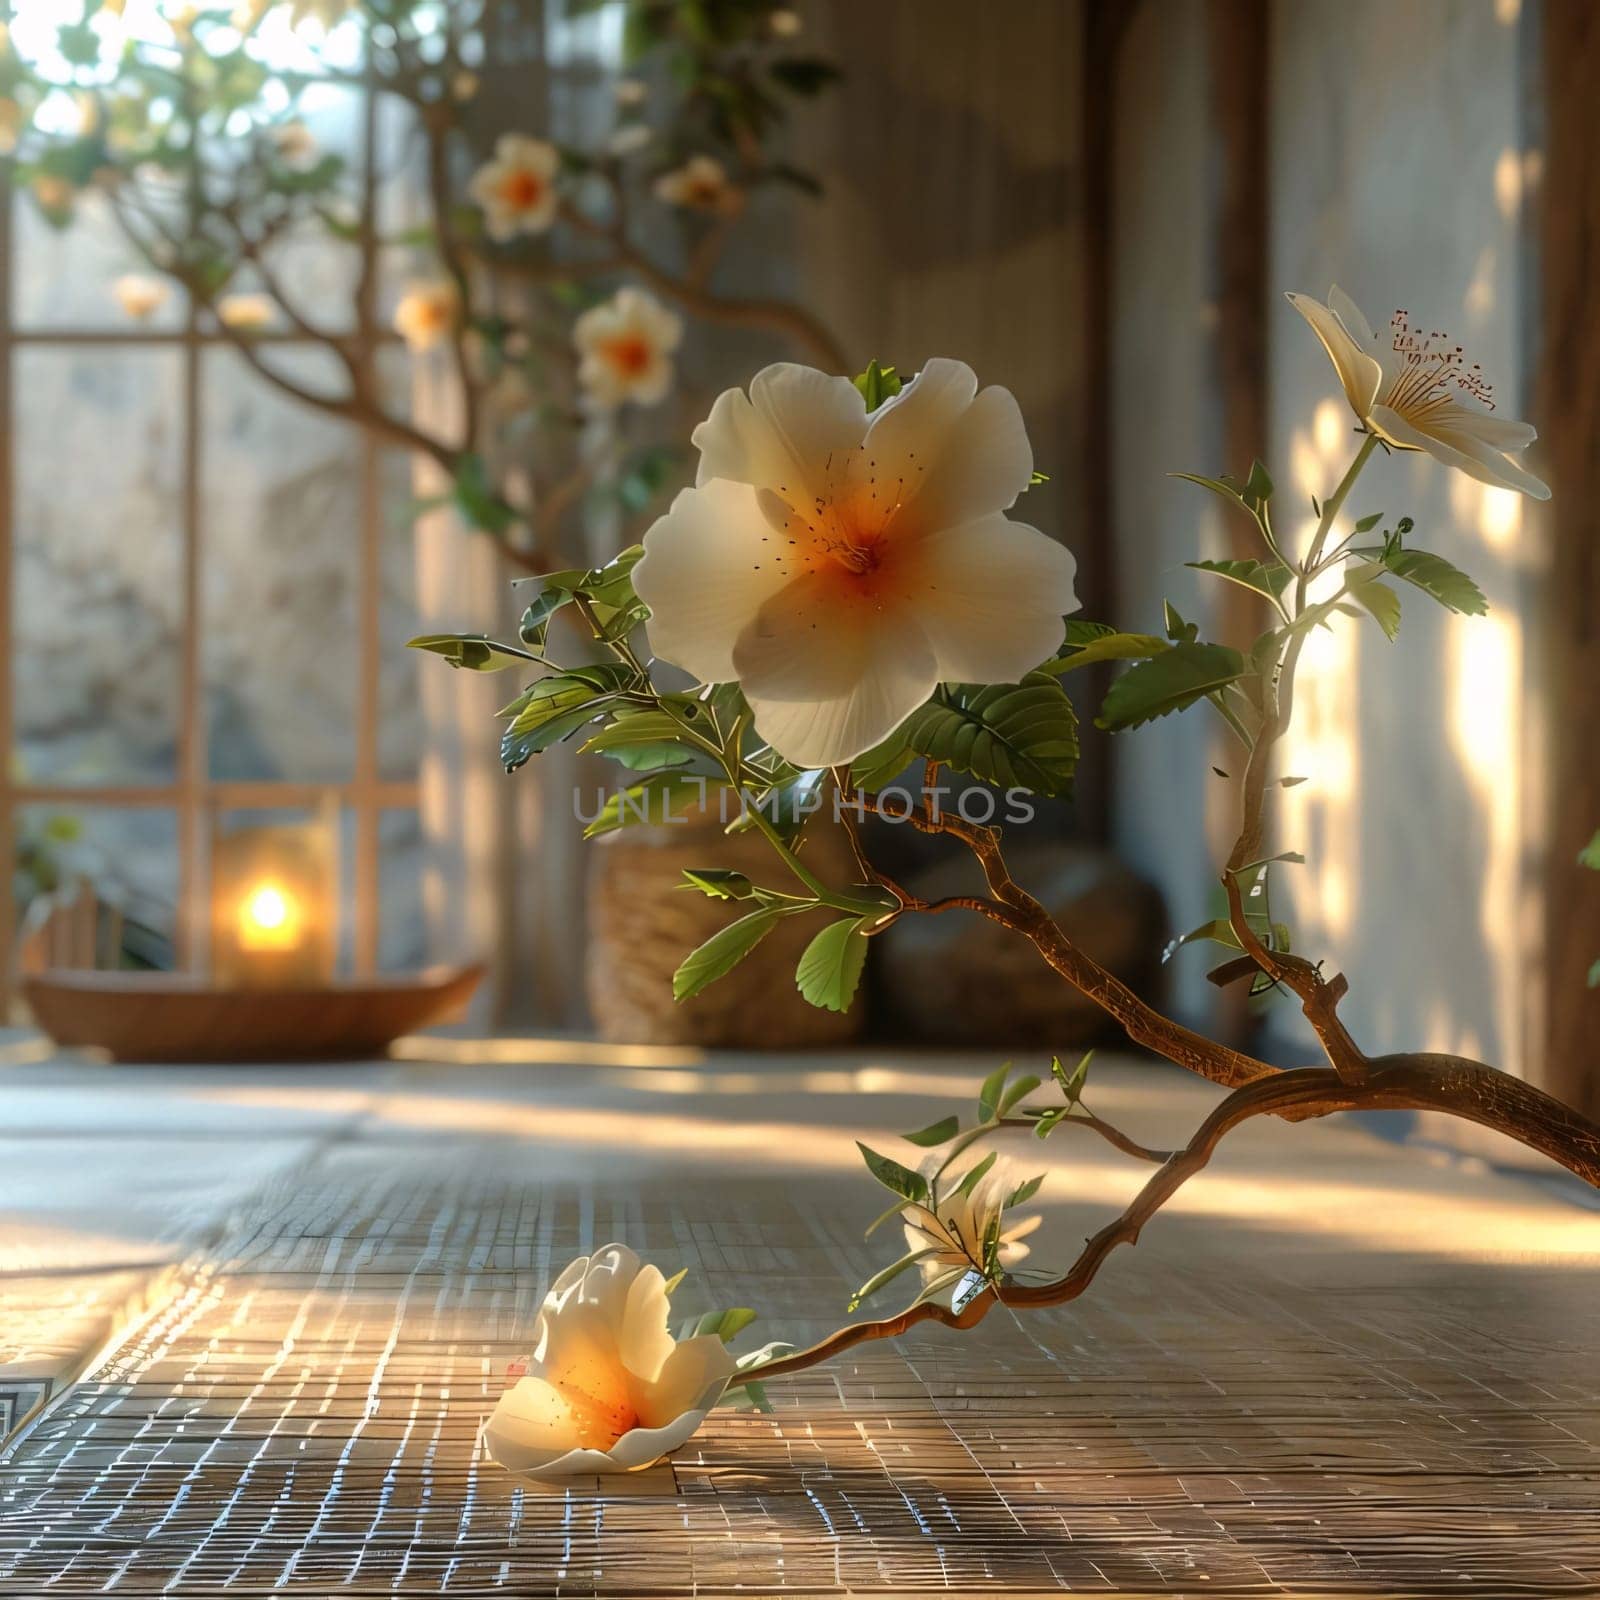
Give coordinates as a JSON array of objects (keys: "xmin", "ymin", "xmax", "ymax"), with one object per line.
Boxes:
[
  {"xmin": 201, "ymin": 345, "xmax": 359, "ymax": 783},
  {"xmin": 378, "ymin": 807, "xmax": 425, "ymax": 972},
  {"xmin": 377, "ymin": 350, "xmax": 423, "ymax": 781},
  {"xmin": 11, "ymin": 188, "xmax": 188, "ymax": 332},
  {"xmin": 13, "ymin": 346, "xmax": 184, "ymax": 785},
  {"xmin": 15, "ymin": 804, "xmax": 179, "ymax": 971}
]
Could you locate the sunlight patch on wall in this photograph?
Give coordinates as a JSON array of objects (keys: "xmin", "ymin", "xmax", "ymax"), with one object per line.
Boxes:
[
  {"xmin": 1281, "ymin": 422, "xmax": 1361, "ymax": 950},
  {"xmin": 1448, "ymin": 610, "xmax": 1522, "ymax": 1074}
]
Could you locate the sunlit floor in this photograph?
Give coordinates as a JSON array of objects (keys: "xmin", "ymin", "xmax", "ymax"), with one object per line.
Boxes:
[{"xmin": 1, "ymin": 1036, "xmax": 1598, "ymax": 1596}]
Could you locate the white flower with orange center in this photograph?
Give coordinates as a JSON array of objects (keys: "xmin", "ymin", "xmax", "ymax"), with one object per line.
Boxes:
[
  {"xmin": 1287, "ymin": 286, "xmax": 1548, "ymax": 499},
  {"xmin": 216, "ymin": 291, "xmax": 275, "ymax": 332},
  {"xmin": 484, "ymin": 1243, "xmax": 735, "ymax": 1480},
  {"xmin": 467, "ymin": 133, "xmax": 560, "ymax": 241},
  {"xmin": 653, "ymin": 154, "xmax": 741, "ymax": 217},
  {"xmin": 631, "ymin": 360, "xmax": 1079, "ymax": 769},
  {"xmin": 270, "ymin": 120, "xmax": 318, "ymax": 169},
  {"xmin": 572, "ymin": 287, "xmax": 683, "ymax": 411},
  {"xmin": 113, "ymin": 274, "xmax": 168, "ymax": 321},
  {"xmin": 902, "ymin": 1159, "xmax": 1042, "ymax": 1292},
  {"xmin": 393, "ymin": 280, "xmax": 458, "ymax": 353}
]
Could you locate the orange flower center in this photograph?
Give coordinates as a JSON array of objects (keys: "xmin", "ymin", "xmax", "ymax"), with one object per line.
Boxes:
[
  {"xmin": 553, "ymin": 1372, "xmax": 641, "ymax": 1450},
  {"xmin": 501, "ymin": 169, "xmax": 546, "ymax": 210},
  {"xmin": 603, "ymin": 334, "xmax": 653, "ymax": 378}
]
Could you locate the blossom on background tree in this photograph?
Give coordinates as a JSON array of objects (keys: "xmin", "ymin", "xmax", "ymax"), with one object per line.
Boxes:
[
  {"xmin": 3, "ymin": 0, "xmax": 845, "ymax": 571},
  {"xmin": 413, "ymin": 323, "xmax": 1600, "ymax": 1479}
]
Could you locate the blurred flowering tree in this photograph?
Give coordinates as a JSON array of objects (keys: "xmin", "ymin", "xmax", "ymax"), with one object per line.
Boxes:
[{"xmin": 2, "ymin": 0, "xmax": 843, "ymax": 569}]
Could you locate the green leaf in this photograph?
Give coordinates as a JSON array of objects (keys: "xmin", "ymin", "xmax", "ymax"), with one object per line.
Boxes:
[
  {"xmin": 901, "ymin": 672, "xmax": 1078, "ymax": 796},
  {"xmin": 1589, "ymin": 957, "xmax": 1600, "ymax": 989},
  {"xmin": 1579, "ymin": 831, "xmax": 1600, "ymax": 871},
  {"xmin": 1186, "ymin": 558, "xmax": 1293, "ymax": 602},
  {"xmin": 519, "ymin": 584, "xmax": 577, "ymax": 649},
  {"xmin": 662, "ymin": 1267, "xmax": 688, "ymax": 1296},
  {"xmin": 1353, "ymin": 511, "xmax": 1385, "ymax": 533},
  {"xmin": 1243, "ymin": 459, "xmax": 1274, "ymax": 506},
  {"xmin": 1171, "ymin": 471, "xmax": 1249, "ymax": 511},
  {"xmin": 998, "ymin": 1073, "xmax": 1042, "ymax": 1115},
  {"xmin": 847, "ymin": 1247, "xmax": 941, "ymax": 1312},
  {"xmin": 1346, "ymin": 564, "xmax": 1402, "ymax": 640},
  {"xmin": 1163, "ymin": 600, "xmax": 1199, "ymax": 644},
  {"xmin": 1236, "ymin": 850, "xmax": 1306, "ymax": 872},
  {"xmin": 499, "ymin": 664, "xmax": 636, "ymax": 771},
  {"xmin": 1096, "ymin": 642, "xmax": 1245, "ymax": 731},
  {"xmin": 1358, "ymin": 544, "xmax": 1489, "ymax": 617},
  {"xmin": 680, "ymin": 867, "xmax": 758, "ymax": 901},
  {"xmin": 901, "ymin": 1115, "xmax": 960, "ymax": 1148},
  {"xmin": 672, "ymin": 907, "xmax": 785, "ymax": 1001},
  {"xmin": 954, "ymin": 1149, "xmax": 998, "ymax": 1197},
  {"xmin": 852, "ymin": 359, "xmax": 902, "ymax": 411},
  {"xmin": 579, "ymin": 711, "xmax": 696, "ymax": 771},
  {"xmin": 850, "ymin": 732, "xmax": 916, "ymax": 792},
  {"xmin": 689, "ymin": 1306, "xmax": 758, "ymax": 1343},
  {"xmin": 796, "ymin": 916, "xmax": 871, "ymax": 1012},
  {"xmin": 407, "ymin": 633, "xmax": 540, "ymax": 672},
  {"xmin": 583, "ymin": 772, "xmax": 725, "ymax": 839},
  {"xmin": 451, "ymin": 453, "xmax": 517, "ymax": 536},
  {"xmin": 977, "ymin": 1062, "xmax": 1011, "ymax": 1122},
  {"xmin": 1041, "ymin": 631, "xmax": 1169, "ymax": 674},
  {"xmin": 1006, "ymin": 1173, "xmax": 1045, "ymax": 1208},
  {"xmin": 856, "ymin": 1142, "xmax": 928, "ymax": 1202},
  {"xmin": 1051, "ymin": 1050, "xmax": 1092, "ymax": 1103}
]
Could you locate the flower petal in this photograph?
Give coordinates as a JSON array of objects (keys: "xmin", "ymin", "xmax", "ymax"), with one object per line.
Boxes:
[
  {"xmin": 631, "ymin": 1334, "xmax": 735, "ymax": 1431},
  {"xmin": 733, "ymin": 574, "xmax": 938, "ymax": 768},
  {"xmin": 483, "ymin": 1376, "xmax": 587, "ymax": 1471},
  {"xmin": 619, "ymin": 1265, "xmax": 675, "ymax": 1386},
  {"xmin": 866, "ymin": 360, "xmax": 1035, "ymax": 524},
  {"xmin": 1326, "ymin": 284, "xmax": 1377, "ymax": 347},
  {"xmin": 692, "ymin": 363, "xmax": 866, "ymax": 500},
  {"xmin": 1429, "ymin": 403, "xmax": 1538, "ymax": 452},
  {"xmin": 1287, "ymin": 291, "xmax": 1384, "ymax": 419},
  {"xmin": 1371, "ymin": 404, "xmax": 1551, "ymax": 500},
  {"xmin": 634, "ymin": 481, "xmax": 801, "ymax": 684},
  {"xmin": 895, "ymin": 513, "xmax": 1076, "ymax": 682}
]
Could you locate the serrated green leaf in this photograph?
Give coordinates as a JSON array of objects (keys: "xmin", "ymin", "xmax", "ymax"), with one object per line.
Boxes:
[
  {"xmin": 857, "ymin": 1142, "xmax": 928, "ymax": 1202},
  {"xmin": 672, "ymin": 907, "xmax": 784, "ymax": 1000},
  {"xmin": 850, "ymin": 733, "xmax": 917, "ymax": 793},
  {"xmin": 1164, "ymin": 600, "xmax": 1199, "ymax": 643},
  {"xmin": 1186, "ymin": 558, "xmax": 1293, "ymax": 601},
  {"xmin": 977, "ymin": 1062, "xmax": 1011, "ymax": 1122},
  {"xmin": 407, "ymin": 634, "xmax": 541, "ymax": 671},
  {"xmin": 1097, "ymin": 642, "xmax": 1245, "ymax": 731},
  {"xmin": 901, "ymin": 1115, "xmax": 960, "ymax": 1148},
  {"xmin": 1346, "ymin": 564, "xmax": 1402, "ymax": 640},
  {"xmin": 499, "ymin": 664, "xmax": 637, "ymax": 771},
  {"xmin": 1356, "ymin": 544, "xmax": 1488, "ymax": 616},
  {"xmin": 579, "ymin": 711, "xmax": 696, "ymax": 770},
  {"xmin": 1040, "ymin": 631, "xmax": 1170, "ymax": 674},
  {"xmin": 901, "ymin": 672, "xmax": 1078, "ymax": 796},
  {"xmin": 796, "ymin": 916, "xmax": 871, "ymax": 1012}
]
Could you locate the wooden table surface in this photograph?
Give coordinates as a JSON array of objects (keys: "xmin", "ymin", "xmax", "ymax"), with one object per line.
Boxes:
[{"xmin": 1, "ymin": 1036, "xmax": 1597, "ymax": 1596}]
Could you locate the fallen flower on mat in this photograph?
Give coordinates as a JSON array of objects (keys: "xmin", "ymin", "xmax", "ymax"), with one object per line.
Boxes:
[{"xmin": 484, "ymin": 1243, "xmax": 735, "ymax": 1480}]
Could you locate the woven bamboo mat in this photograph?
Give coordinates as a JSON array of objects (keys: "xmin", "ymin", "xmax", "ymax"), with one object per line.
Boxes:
[{"xmin": 1, "ymin": 1149, "xmax": 1597, "ymax": 1597}]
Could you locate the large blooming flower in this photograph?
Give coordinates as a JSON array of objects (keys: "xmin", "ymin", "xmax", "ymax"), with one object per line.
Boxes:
[
  {"xmin": 468, "ymin": 134, "xmax": 561, "ymax": 241},
  {"xmin": 484, "ymin": 1243, "xmax": 734, "ymax": 1480},
  {"xmin": 902, "ymin": 1160, "xmax": 1042, "ymax": 1292},
  {"xmin": 573, "ymin": 287, "xmax": 683, "ymax": 411},
  {"xmin": 1287, "ymin": 286, "xmax": 1548, "ymax": 499},
  {"xmin": 630, "ymin": 360, "xmax": 1079, "ymax": 768}
]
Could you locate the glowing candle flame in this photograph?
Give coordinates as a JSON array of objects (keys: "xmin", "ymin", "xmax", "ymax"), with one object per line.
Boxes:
[{"xmin": 238, "ymin": 882, "xmax": 302, "ymax": 951}]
